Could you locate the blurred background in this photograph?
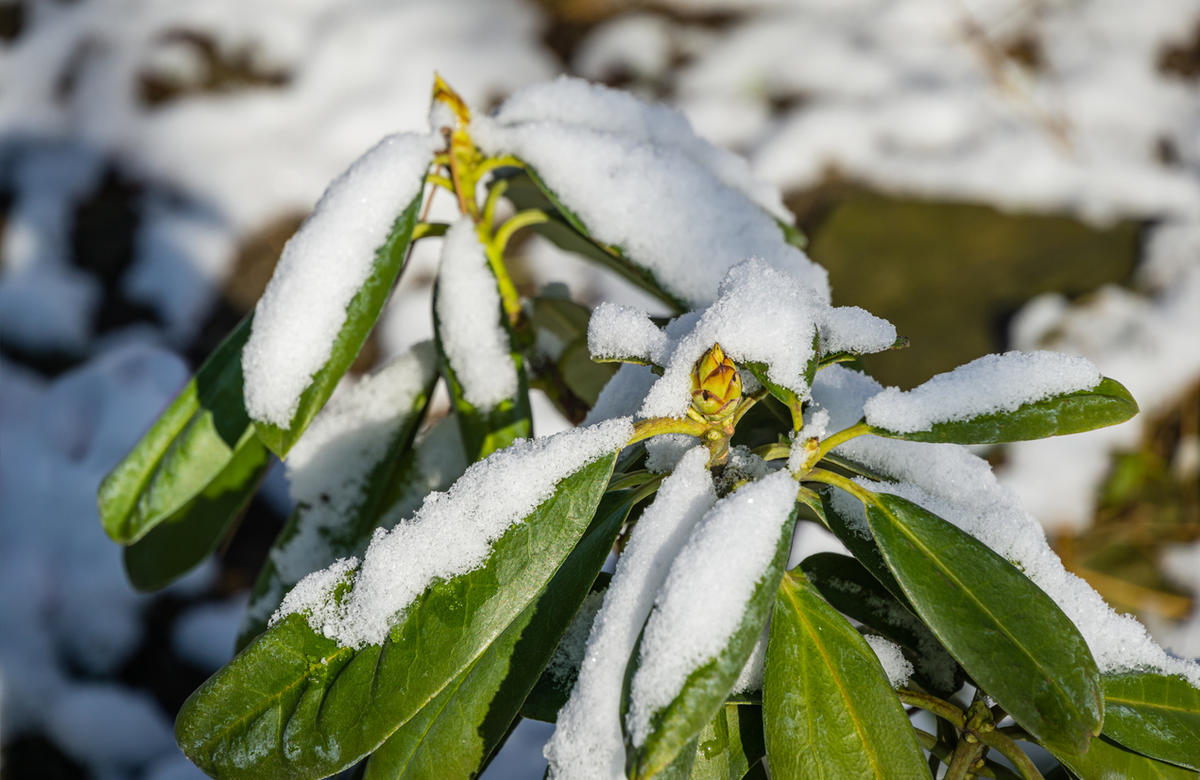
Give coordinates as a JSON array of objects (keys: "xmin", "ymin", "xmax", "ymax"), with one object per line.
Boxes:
[{"xmin": 1, "ymin": 0, "xmax": 1198, "ymax": 776}]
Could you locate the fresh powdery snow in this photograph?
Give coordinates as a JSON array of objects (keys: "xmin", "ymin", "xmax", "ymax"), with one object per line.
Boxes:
[
  {"xmin": 587, "ymin": 302, "xmax": 669, "ymax": 364},
  {"xmin": 275, "ymin": 418, "xmax": 632, "ymax": 648},
  {"xmin": 436, "ymin": 218, "xmax": 520, "ymax": 410},
  {"xmin": 639, "ymin": 260, "xmax": 820, "ymax": 418},
  {"xmin": 813, "ymin": 367, "xmax": 1200, "ymax": 688},
  {"xmin": 863, "ymin": 351, "xmax": 1102, "ymax": 433},
  {"xmin": 471, "ymin": 79, "xmax": 830, "ymax": 308},
  {"xmin": 864, "ymin": 635, "xmax": 913, "ymax": 689},
  {"xmin": 271, "ymin": 343, "xmax": 438, "ymax": 584},
  {"xmin": 546, "ymin": 446, "xmax": 715, "ymax": 779},
  {"xmin": 626, "ymin": 469, "xmax": 798, "ymax": 747},
  {"xmin": 242, "ymin": 132, "xmax": 436, "ymax": 427}
]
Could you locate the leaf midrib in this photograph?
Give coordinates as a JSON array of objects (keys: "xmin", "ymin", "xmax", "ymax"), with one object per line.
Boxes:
[{"xmin": 870, "ymin": 496, "xmax": 1094, "ymax": 735}]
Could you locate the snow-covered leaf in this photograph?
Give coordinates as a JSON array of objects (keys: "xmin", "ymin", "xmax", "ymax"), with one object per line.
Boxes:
[
  {"xmin": 236, "ymin": 345, "xmax": 440, "ymax": 646},
  {"xmin": 864, "ymin": 352, "xmax": 1137, "ymax": 444},
  {"xmin": 1101, "ymin": 671, "xmax": 1200, "ymax": 770},
  {"xmin": 245, "ymin": 134, "xmax": 434, "ymax": 457},
  {"xmin": 763, "ymin": 569, "xmax": 927, "ymax": 778},
  {"xmin": 622, "ymin": 472, "xmax": 798, "ymax": 778},
  {"xmin": 176, "ymin": 438, "xmax": 624, "ymax": 778},
  {"xmin": 860, "ymin": 491, "xmax": 1103, "ymax": 756},
  {"xmin": 362, "ymin": 488, "xmax": 638, "ymax": 779}
]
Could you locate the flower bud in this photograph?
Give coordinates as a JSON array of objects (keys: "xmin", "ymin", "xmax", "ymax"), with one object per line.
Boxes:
[{"xmin": 690, "ymin": 343, "xmax": 742, "ymax": 421}]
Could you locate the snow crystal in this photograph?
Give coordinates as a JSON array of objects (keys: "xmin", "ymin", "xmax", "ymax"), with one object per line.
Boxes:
[
  {"xmin": 546, "ymin": 447, "xmax": 714, "ymax": 779},
  {"xmin": 436, "ymin": 218, "xmax": 520, "ymax": 411},
  {"xmin": 545, "ymin": 590, "xmax": 606, "ymax": 688},
  {"xmin": 864, "ymin": 635, "xmax": 913, "ymax": 688},
  {"xmin": 732, "ymin": 628, "xmax": 769, "ymax": 694},
  {"xmin": 242, "ymin": 132, "xmax": 435, "ymax": 427},
  {"xmin": 645, "ymin": 434, "xmax": 699, "ymax": 474},
  {"xmin": 788, "ymin": 408, "xmax": 831, "ymax": 474},
  {"xmin": 273, "ymin": 343, "xmax": 437, "ymax": 584},
  {"xmin": 639, "ymin": 259, "xmax": 821, "ymax": 419},
  {"xmin": 276, "ymin": 419, "xmax": 633, "ymax": 647},
  {"xmin": 863, "ymin": 351, "xmax": 1102, "ymax": 434},
  {"xmin": 626, "ymin": 469, "xmax": 798, "ymax": 747},
  {"xmin": 472, "ymin": 79, "xmax": 829, "ymax": 308},
  {"xmin": 587, "ymin": 302, "xmax": 669, "ymax": 364}
]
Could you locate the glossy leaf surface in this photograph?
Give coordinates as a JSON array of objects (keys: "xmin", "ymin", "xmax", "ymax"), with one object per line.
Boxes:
[
  {"xmin": 1053, "ymin": 735, "xmax": 1198, "ymax": 780},
  {"xmin": 1101, "ymin": 671, "xmax": 1200, "ymax": 770},
  {"xmin": 800, "ymin": 552, "xmax": 962, "ymax": 698},
  {"xmin": 254, "ymin": 190, "xmax": 425, "ymax": 457},
  {"xmin": 176, "ymin": 451, "xmax": 619, "ymax": 778},
  {"xmin": 862, "ymin": 491, "xmax": 1103, "ymax": 755},
  {"xmin": 99, "ymin": 315, "xmax": 255, "ymax": 546},
  {"xmin": 688, "ymin": 703, "xmax": 766, "ymax": 780},
  {"xmin": 868, "ymin": 377, "xmax": 1138, "ymax": 444},
  {"xmin": 363, "ymin": 488, "xmax": 638, "ymax": 779},
  {"xmin": 763, "ymin": 570, "xmax": 927, "ymax": 779}
]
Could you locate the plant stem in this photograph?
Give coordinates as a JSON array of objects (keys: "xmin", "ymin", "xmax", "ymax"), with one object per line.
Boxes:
[
  {"xmin": 802, "ymin": 468, "xmax": 875, "ymax": 504},
  {"xmin": 815, "ymin": 421, "xmax": 871, "ymax": 462},
  {"xmin": 945, "ymin": 738, "xmax": 985, "ymax": 780},
  {"xmin": 492, "ymin": 209, "xmax": 549, "ymax": 253},
  {"xmin": 482, "ymin": 178, "xmax": 509, "ymax": 230},
  {"xmin": 475, "ymin": 155, "xmax": 525, "ymax": 179},
  {"xmin": 412, "ymin": 222, "xmax": 449, "ymax": 241},
  {"xmin": 626, "ymin": 417, "xmax": 709, "ymax": 447}
]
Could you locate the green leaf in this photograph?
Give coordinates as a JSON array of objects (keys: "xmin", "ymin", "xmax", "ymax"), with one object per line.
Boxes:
[
  {"xmin": 1052, "ymin": 735, "xmax": 1198, "ymax": 780},
  {"xmin": 363, "ymin": 488, "xmax": 639, "ymax": 779},
  {"xmin": 528, "ymin": 296, "xmax": 618, "ymax": 411},
  {"xmin": 253, "ymin": 188, "xmax": 425, "ymax": 457},
  {"xmin": 868, "ymin": 377, "xmax": 1138, "ymax": 444},
  {"xmin": 860, "ymin": 491, "xmax": 1103, "ymax": 755},
  {"xmin": 235, "ymin": 351, "xmax": 439, "ymax": 646},
  {"xmin": 688, "ymin": 703, "xmax": 766, "ymax": 780},
  {"xmin": 123, "ymin": 434, "xmax": 269, "ymax": 591},
  {"xmin": 99, "ymin": 315, "xmax": 256, "ymax": 545},
  {"xmin": 498, "ymin": 168, "xmax": 686, "ymax": 313},
  {"xmin": 819, "ymin": 336, "xmax": 908, "ymax": 369},
  {"xmin": 742, "ymin": 331, "xmax": 819, "ymax": 412},
  {"xmin": 176, "ymin": 450, "xmax": 621, "ymax": 779},
  {"xmin": 816, "ymin": 488, "xmax": 908, "ymax": 605},
  {"xmin": 622, "ymin": 500, "xmax": 798, "ymax": 779},
  {"xmin": 434, "ymin": 287, "xmax": 532, "ymax": 463},
  {"xmin": 799, "ymin": 552, "xmax": 963, "ymax": 698},
  {"xmin": 763, "ymin": 570, "xmax": 927, "ymax": 779},
  {"xmin": 1101, "ymin": 671, "xmax": 1200, "ymax": 770}
]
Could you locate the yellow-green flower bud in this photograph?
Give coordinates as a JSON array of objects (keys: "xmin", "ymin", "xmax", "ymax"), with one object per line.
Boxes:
[{"xmin": 690, "ymin": 343, "xmax": 742, "ymax": 421}]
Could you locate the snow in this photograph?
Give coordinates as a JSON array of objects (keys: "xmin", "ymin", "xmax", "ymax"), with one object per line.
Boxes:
[
  {"xmin": 639, "ymin": 259, "xmax": 821, "ymax": 418},
  {"xmin": 272, "ymin": 342, "xmax": 437, "ymax": 584},
  {"xmin": 586, "ymin": 302, "xmax": 668, "ymax": 364},
  {"xmin": 472, "ymin": 77, "xmax": 830, "ymax": 308},
  {"xmin": 584, "ymin": 364, "xmax": 659, "ymax": 425},
  {"xmin": 626, "ymin": 469, "xmax": 798, "ymax": 747},
  {"xmin": 275, "ymin": 418, "xmax": 633, "ymax": 647},
  {"xmin": 546, "ymin": 446, "xmax": 714, "ymax": 779},
  {"xmin": 242, "ymin": 132, "xmax": 436, "ymax": 427},
  {"xmin": 545, "ymin": 590, "xmax": 606, "ymax": 689},
  {"xmin": 863, "ymin": 351, "xmax": 1103, "ymax": 434},
  {"xmin": 864, "ymin": 635, "xmax": 913, "ymax": 688},
  {"xmin": 435, "ymin": 219, "xmax": 519, "ymax": 411}
]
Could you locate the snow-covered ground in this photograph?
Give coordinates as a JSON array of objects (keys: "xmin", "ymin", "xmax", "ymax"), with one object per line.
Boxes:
[{"xmin": 2, "ymin": 0, "xmax": 1199, "ymax": 776}]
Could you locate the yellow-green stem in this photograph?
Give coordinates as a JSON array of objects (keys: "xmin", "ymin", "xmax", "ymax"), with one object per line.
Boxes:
[
  {"xmin": 476, "ymin": 155, "xmax": 525, "ymax": 179},
  {"xmin": 801, "ymin": 468, "xmax": 874, "ymax": 504},
  {"xmin": 482, "ymin": 178, "xmax": 509, "ymax": 230},
  {"xmin": 492, "ymin": 209, "xmax": 549, "ymax": 254},
  {"xmin": 814, "ymin": 421, "xmax": 872, "ymax": 462},
  {"xmin": 626, "ymin": 417, "xmax": 710, "ymax": 447},
  {"xmin": 412, "ymin": 222, "xmax": 449, "ymax": 241}
]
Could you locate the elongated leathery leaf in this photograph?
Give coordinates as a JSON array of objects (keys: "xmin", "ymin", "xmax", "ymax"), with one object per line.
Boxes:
[
  {"xmin": 236, "ymin": 346, "xmax": 439, "ymax": 646},
  {"xmin": 248, "ymin": 133, "xmax": 432, "ymax": 458},
  {"xmin": 688, "ymin": 703, "xmax": 766, "ymax": 780},
  {"xmin": 99, "ymin": 315, "xmax": 255, "ymax": 546},
  {"xmin": 800, "ymin": 552, "xmax": 963, "ymax": 699},
  {"xmin": 363, "ymin": 489, "xmax": 639, "ymax": 779},
  {"xmin": 1101, "ymin": 671, "xmax": 1200, "ymax": 770},
  {"xmin": 176, "ymin": 449, "xmax": 620, "ymax": 778},
  {"xmin": 763, "ymin": 570, "xmax": 927, "ymax": 779},
  {"xmin": 433, "ymin": 220, "xmax": 531, "ymax": 462},
  {"xmin": 859, "ymin": 491, "xmax": 1103, "ymax": 755},
  {"xmin": 868, "ymin": 376, "xmax": 1137, "ymax": 445},
  {"xmin": 817, "ymin": 487, "xmax": 907, "ymax": 605},
  {"xmin": 1052, "ymin": 734, "xmax": 1198, "ymax": 780},
  {"xmin": 124, "ymin": 434, "xmax": 269, "ymax": 591},
  {"xmin": 623, "ymin": 474, "xmax": 799, "ymax": 779}
]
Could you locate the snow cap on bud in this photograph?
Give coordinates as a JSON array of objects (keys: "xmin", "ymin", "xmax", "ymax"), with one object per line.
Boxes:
[{"xmin": 691, "ymin": 343, "xmax": 742, "ymax": 421}]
